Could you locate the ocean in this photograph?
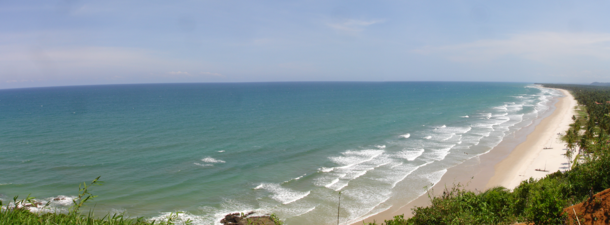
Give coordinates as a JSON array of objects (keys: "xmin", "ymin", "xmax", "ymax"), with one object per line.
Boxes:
[{"xmin": 0, "ymin": 82, "xmax": 560, "ymax": 224}]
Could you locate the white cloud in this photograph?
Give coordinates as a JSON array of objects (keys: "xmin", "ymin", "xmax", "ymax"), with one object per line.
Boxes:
[
  {"xmin": 327, "ymin": 19, "xmax": 384, "ymax": 33},
  {"xmin": 414, "ymin": 32, "xmax": 610, "ymax": 62},
  {"xmin": 200, "ymin": 72, "xmax": 223, "ymax": 77}
]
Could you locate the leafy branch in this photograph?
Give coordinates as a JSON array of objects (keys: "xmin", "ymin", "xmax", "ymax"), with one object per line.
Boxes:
[{"xmin": 70, "ymin": 176, "xmax": 104, "ymax": 213}]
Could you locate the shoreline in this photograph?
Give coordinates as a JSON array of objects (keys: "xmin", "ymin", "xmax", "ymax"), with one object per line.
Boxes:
[
  {"xmin": 486, "ymin": 89, "xmax": 577, "ymax": 189},
  {"xmin": 353, "ymin": 88, "xmax": 576, "ymax": 224}
]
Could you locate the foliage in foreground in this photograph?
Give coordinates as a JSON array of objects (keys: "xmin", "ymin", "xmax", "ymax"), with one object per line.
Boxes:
[
  {"xmin": 0, "ymin": 209, "xmax": 157, "ymax": 225},
  {"xmin": 0, "ymin": 177, "xmax": 187, "ymax": 225},
  {"xmin": 367, "ymin": 84, "xmax": 610, "ymax": 225},
  {"xmin": 374, "ymin": 151, "xmax": 610, "ymax": 225}
]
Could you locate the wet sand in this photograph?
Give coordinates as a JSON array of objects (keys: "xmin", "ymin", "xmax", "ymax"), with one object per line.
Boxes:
[{"xmin": 353, "ymin": 88, "xmax": 576, "ymax": 224}]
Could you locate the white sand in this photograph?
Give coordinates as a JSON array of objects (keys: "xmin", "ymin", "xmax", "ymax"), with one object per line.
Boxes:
[{"xmin": 487, "ymin": 89, "xmax": 578, "ymax": 189}]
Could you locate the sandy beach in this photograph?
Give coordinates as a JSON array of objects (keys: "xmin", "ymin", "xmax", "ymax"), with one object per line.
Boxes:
[
  {"xmin": 354, "ymin": 88, "xmax": 577, "ymax": 224},
  {"xmin": 486, "ymin": 89, "xmax": 577, "ymax": 189}
]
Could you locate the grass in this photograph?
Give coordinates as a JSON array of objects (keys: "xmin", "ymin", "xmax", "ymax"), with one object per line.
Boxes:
[
  {"xmin": 0, "ymin": 177, "xmax": 190, "ymax": 225},
  {"xmin": 0, "ymin": 209, "xmax": 158, "ymax": 225},
  {"xmin": 365, "ymin": 155, "xmax": 610, "ymax": 225}
]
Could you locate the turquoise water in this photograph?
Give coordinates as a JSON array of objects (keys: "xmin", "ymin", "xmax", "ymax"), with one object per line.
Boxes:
[{"xmin": 0, "ymin": 82, "xmax": 559, "ymax": 224}]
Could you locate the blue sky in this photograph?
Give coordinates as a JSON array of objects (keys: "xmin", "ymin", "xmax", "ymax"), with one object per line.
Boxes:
[{"xmin": 1, "ymin": 0, "xmax": 610, "ymax": 89}]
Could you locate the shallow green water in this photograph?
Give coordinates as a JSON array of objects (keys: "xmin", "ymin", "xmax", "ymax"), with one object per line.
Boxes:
[{"xmin": 0, "ymin": 82, "xmax": 558, "ymax": 224}]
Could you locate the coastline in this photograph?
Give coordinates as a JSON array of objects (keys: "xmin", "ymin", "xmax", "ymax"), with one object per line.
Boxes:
[
  {"xmin": 486, "ymin": 89, "xmax": 577, "ymax": 189},
  {"xmin": 353, "ymin": 88, "xmax": 576, "ymax": 224}
]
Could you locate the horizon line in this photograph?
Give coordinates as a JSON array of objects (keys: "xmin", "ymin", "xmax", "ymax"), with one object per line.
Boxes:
[{"xmin": 0, "ymin": 80, "xmax": 589, "ymax": 91}]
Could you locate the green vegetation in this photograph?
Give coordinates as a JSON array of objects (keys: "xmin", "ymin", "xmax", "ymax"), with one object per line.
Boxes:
[
  {"xmin": 270, "ymin": 213, "xmax": 283, "ymax": 225},
  {"xmin": 366, "ymin": 84, "xmax": 610, "ymax": 225},
  {"xmin": 0, "ymin": 177, "xmax": 188, "ymax": 225}
]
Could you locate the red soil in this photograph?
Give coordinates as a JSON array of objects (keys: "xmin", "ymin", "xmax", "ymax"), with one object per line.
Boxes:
[{"xmin": 564, "ymin": 188, "xmax": 610, "ymax": 225}]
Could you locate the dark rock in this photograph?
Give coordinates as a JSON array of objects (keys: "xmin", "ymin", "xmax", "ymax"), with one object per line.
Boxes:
[
  {"xmin": 22, "ymin": 201, "xmax": 44, "ymax": 208},
  {"xmin": 220, "ymin": 213, "xmax": 241, "ymax": 224},
  {"xmin": 220, "ymin": 212, "xmax": 276, "ymax": 225}
]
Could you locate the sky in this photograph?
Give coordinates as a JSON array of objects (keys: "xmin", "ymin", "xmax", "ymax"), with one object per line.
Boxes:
[{"xmin": 1, "ymin": 0, "xmax": 610, "ymax": 89}]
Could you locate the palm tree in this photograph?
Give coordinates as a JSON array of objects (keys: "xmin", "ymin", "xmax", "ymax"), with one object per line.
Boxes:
[{"xmin": 563, "ymin": 129, "xmax": 577, "ymax": 169}]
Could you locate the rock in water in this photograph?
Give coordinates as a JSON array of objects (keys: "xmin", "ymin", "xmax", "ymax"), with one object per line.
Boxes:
[{"xmin": 220, "ymin": 212, "xmax": 277, "ymax": 225}]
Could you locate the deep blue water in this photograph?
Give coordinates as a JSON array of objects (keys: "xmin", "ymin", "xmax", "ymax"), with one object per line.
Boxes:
[{"xmin": 0, "ymin": 82, "xmax": 558, "ymax": 224}]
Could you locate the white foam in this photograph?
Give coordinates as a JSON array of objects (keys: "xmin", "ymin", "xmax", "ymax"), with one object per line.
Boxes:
[
  {"xmin": 375, "ymin": 145, "xmax": 386, "ymax": 149},
  {"xmin": 424, "ymin": 136, "xmax": 432, "ymax": 139},
  {"xmin": 400, "ymin": 133, "xmax": 410, "ymax": 138},
  {"xmin": 422, "ymin": 169, "xmax": 448, "ymax": 185},
  {"xmin": 150, "ymin": 211, "xmax": 207, "ymax": 225},
  {"xmin": 532, "ymin": 109, "xmax": 539, "ymax": 114},
  {"xmin": 434, "ymin": 125, "xmax": 472, "ymax": 135},
  {"xmin": 425, "ymin": 145, "xmax": 455, "ymax": 161},
  {"xmin": 462, "ymin": 126, "xmax": 472, "ymax": 133},
  {"xmin": 396, "ymin": 148, "xmax": 425, "ymax": 161},
  {"xmin": 461, "ymin": 115, "xmax": 469, "ymax": 118},
  {"xmin": 343, "ymin": 168, "xmax": 371, "ymax": 180},
  {"xmin": 509, "ymin": 114, "xmax": 524, "ymax": 123},
  {"xmin": 293, "ymin": 174, "xmax": 306, "ymax": 181},
  {"xmin": 348, "ymin": 205, "xmax": 393, "ymax": 225},
  {"xmin": 329, "ymin": 149, "xmax": 384, "ymax": 168},
  {"xmin": 47, "ymin": 195, "xmax": 75, "ymax": 206},
  {"xmin": 196, "ymin": 199, "xmax": 258, "ymax": 225},
  {"xmin": 389, "ymin": 161, "xmax": 433, "ymax": 188},
  {"xmin": 390, "ymin": 162, "xmax": 403, "ymax": 168},
  {"xmin": 482, "ymin": 113, "xmax": 492, "ymax": 119},
  {"xmin": 316, "ymin": 150, "xmax": 394, "ymax": 192},
  {"xmin": 494, "ymin": 105, "xmax": 508, "ymax": 111},
  {"xmin": 473, "ymin": 123, "xmax": 494, "ymax": 129},
  {"xmin": 374, "ymin": 161, "xmax": 391, "ymax": 168},
  {"xmin": 507, "ymin": 104, "xmax": 524, "ymax": 112},
  {"xmin": 324, "ymin": 178, "xmax": 340, "ymax": 188},
  {"xmin": 254, "ymin": 183, "xmax": 311, "ymax": 204},
  {"xmin": 441, "ymin": 133, "xmax": 456, "ymax": 141},
  {"xmin": 267, "ymin": 202, "xmax": 319, "ymax": 219},
  {"xmin": 2, "ymin": 195, "xmax": 77, "ymax": 214},
  {"xmin": 201, "ymin": 157, "xmax": 225, "ymax": 163},
  {"xmin": 461, "ymin": 134, "xmax": 484, "ymax": 146},
  {"xmin": 373, "ymin": 161, "xmax": 431, "ymax": 189},
  {"xmin": 293, "ymin": 206, "xmax": 317, "ymax": 217},
  {"xmin": 341, "ymin": 186, "xmax": 393, "ymax": 222},
  {"xmin": 328, "ymin": 181, "xmax": 349, "ymax": 191},
  {"xmin": 318, "ymin": 167, "xmax": 334, "ymax": 173},
  {"xmin": 217, "ymin": 150, "xmax": 225, "ymax": 153},
  {"xmin": 194, "ymin": 163, "xmax": 214, "ymax": 167}
]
